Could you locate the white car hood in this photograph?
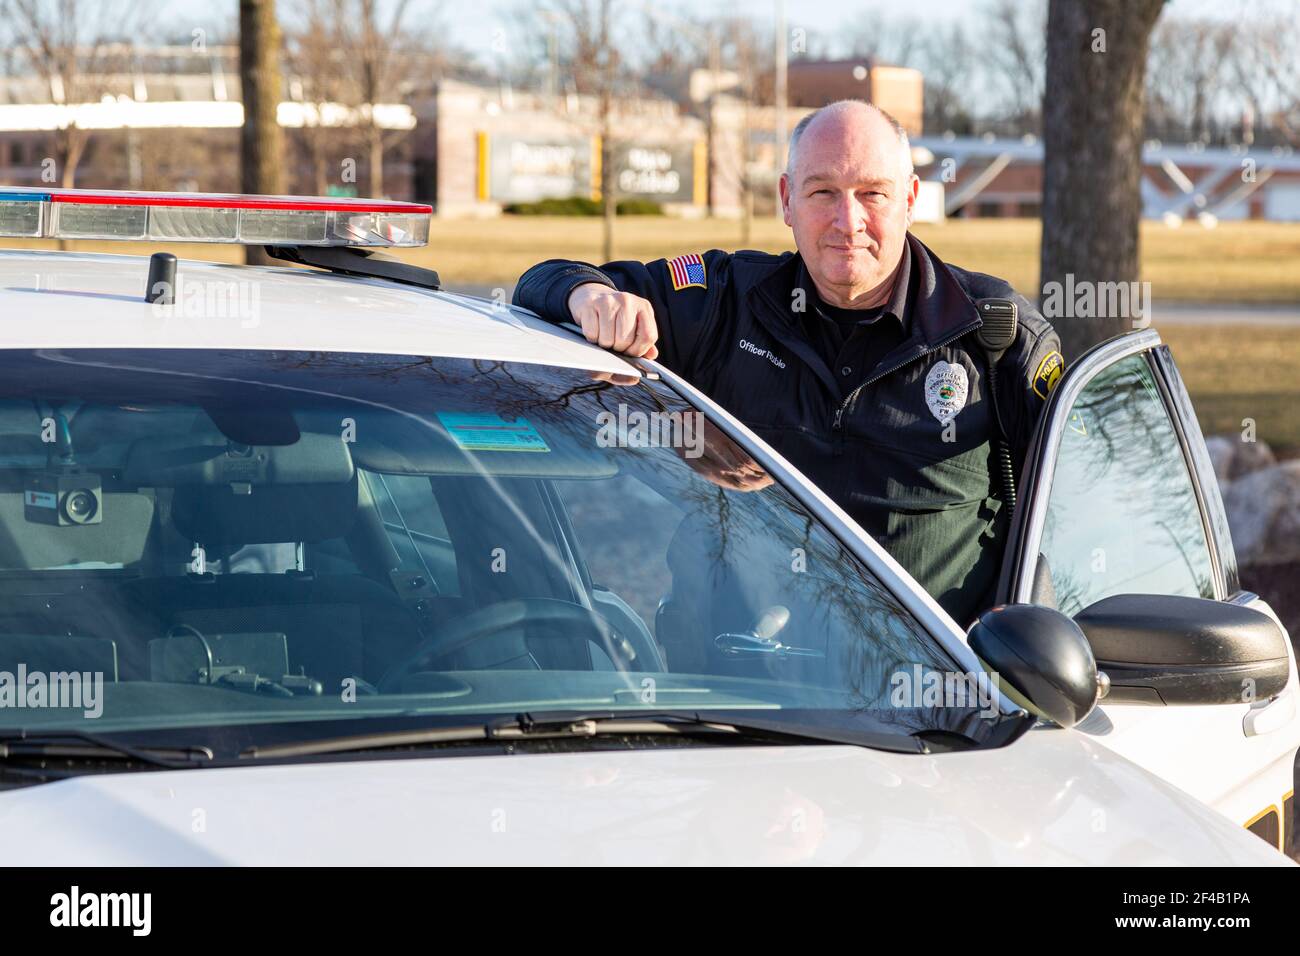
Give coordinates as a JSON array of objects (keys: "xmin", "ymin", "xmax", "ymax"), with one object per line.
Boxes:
[{"xmin": 1, "ymin": 727, "xmax": 1288, "ymax": 865}]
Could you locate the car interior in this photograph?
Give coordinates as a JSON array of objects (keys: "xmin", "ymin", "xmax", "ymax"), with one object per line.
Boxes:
[
  {"xmin": 0, "ymin": 397, "xmax": 778, "ymax": 697},
  {"xmin": 0, "ymin": 349, "xmax": 976, "ymax": 736}
]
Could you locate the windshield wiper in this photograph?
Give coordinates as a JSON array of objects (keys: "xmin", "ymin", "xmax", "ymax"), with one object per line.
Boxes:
[
  {"xmin": 239, "ymin": 710, "xmax": 928, "ymax": 760},
  {"xmin": 510, "ymin": 711, "xmax": 929, "ymax": 753},
  {"xmin": 0, "ymin": 730, "xmax": 214, "ymax": 769}
]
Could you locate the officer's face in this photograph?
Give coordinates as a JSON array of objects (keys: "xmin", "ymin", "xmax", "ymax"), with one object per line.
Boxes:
[{"xmin": 780, "ymin": 112, "xmax": 919, "ymax": 307}]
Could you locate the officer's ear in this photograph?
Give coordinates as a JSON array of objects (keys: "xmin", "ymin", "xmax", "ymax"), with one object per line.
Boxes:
[
  {"xmin": 904, "ymin": 173, "xmax": 919, "ymax": 227},
  {"xmin": 778, "ymin": 173, "xmax": 794, "ymax": 227}
]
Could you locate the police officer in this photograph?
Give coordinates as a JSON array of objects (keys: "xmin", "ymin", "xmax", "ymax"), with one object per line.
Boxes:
[{"xmin": 513, "ymin": 100, "xmax": 1063, "ymax": 626}]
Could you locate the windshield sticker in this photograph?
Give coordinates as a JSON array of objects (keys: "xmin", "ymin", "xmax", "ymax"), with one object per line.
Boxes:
[{"xmin": 437, "ymin": 412, "xmax": 550, "ymax": 452}]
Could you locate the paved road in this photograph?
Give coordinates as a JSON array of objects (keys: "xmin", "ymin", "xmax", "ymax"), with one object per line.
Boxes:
[{"xmin": 1150, "ymin": 303, "xmax": 1300, "ymax": 326}]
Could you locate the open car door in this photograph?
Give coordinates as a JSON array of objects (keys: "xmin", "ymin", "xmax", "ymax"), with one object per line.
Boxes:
[{"xmin": 995, "ymin": 328, "xmax": 1299, "ymax": 857}]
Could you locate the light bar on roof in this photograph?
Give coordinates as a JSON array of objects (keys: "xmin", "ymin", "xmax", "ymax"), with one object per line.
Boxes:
[{"xmin": 0, "ymin": 187, "xmax": 431, "ymax": 247}]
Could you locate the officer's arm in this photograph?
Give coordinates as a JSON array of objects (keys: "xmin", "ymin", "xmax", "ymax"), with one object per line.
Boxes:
[
  {"xmin": 513, "ymin": 251, "xmax": 730, "ymax": 377},
  {"xmin": 1001, "ymin": 303, "xmax": 1065, "ymax": 472}
]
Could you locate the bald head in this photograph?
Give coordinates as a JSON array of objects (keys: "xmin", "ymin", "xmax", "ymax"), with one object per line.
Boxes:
[
  {"xmin": 786, "ymin": 100, "xmax": 913, "ymax": 181},
  {"xmin": 777, "ymin": 98, "xmax": 919, "ymax": 309}
]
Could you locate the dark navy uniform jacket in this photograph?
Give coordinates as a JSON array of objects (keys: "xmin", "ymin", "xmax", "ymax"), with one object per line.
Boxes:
[{"xmin": 513, "ymin": 233, "xmax": 1064, "ymax": 625}]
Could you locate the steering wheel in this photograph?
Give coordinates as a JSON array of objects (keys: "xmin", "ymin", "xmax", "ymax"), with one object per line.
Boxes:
[{"xmin": 378, "ymin": 598, "xmax": 651, "ymax": 693}]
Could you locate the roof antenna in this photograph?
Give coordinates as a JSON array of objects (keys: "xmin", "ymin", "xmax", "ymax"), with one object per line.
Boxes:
[{"xmin": 145, "ymin": 252, "xmax": 176, "ymax": 305}]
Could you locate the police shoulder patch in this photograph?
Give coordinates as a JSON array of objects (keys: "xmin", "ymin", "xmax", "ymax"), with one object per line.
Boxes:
[
  {"xmin": 1031, "ymin": 350, "xmax": 1064, "ymax": 398},
  {"xmin": 666, "ymin": 253, "xmax": 706, "ymax": 291}
]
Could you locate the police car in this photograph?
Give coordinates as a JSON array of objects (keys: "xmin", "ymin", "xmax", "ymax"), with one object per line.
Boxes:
[{"xmin": 0, "ymin": 188, "xmax": 1292, "ymax": 866}]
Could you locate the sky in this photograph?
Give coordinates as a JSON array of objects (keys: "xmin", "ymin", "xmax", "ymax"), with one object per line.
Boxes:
[{"xmin": 154, "ymin": 0, "xmax": 1278, "ymax": 64}]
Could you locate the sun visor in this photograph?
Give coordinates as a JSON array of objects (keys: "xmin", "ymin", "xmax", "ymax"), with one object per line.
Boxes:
[{"xmin": 124, "ymin": 432, "xmax": 354, "ymax": 487}]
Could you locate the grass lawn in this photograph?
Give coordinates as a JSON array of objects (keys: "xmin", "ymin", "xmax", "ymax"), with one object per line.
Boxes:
[
  {"xmin": 1159, "ymin": 324, "xmax": 1300, "ymax": 456},
  {"xmin": 413, "ymin": 216, "xmax": 1300, "ymax": 304},
  {"xmin": 7, "ymin": 216, "xmax": 1300, "ymax": 303}
]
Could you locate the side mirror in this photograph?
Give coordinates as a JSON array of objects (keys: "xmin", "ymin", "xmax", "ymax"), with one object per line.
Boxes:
[
  {"xmin": 968, "ymin": 604, "xmax": 1101, "ymax": 728},
  {"xmin": 1073, "ymin": 593, "xmax": 1289, "ymax": 705}
]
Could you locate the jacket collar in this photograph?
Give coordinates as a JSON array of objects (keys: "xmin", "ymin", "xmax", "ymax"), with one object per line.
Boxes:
[
  {"xmin": 749, "ymin": 233, "xmax": 980, "ymax": 345},
  {"xmin": 744, "ymin": 234, "xmax": 984, "ymax": 396}
]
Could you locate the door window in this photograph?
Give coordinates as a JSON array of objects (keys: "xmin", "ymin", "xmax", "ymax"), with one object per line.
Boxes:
[{"xmin": 1038, "ymin": 354, "xmax": 1215, "ymax": 616}]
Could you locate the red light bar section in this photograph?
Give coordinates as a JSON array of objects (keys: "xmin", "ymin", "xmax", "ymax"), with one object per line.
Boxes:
[{"xmin": 44, "ymin": 189, "xmax": 431, "ymax": 214}]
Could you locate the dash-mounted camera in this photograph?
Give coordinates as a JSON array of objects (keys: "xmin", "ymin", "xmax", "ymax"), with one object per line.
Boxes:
[{"xmin": 24, "ymin": 470, "xmax": 103, "ymax": 526}]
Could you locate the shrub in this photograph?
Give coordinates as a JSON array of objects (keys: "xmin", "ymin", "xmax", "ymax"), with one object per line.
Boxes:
[{"xmin": 502, "ymin": 196, "xmax": 664, "ymax": 216}]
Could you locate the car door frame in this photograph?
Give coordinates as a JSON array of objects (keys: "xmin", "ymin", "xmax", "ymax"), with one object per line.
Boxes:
[
  {"xmin": 996, "ymin": 327, "xmax": 1299, "ymax": 856},
  {"xmin": 997, "ymin": 328, "xmax": 1236, "ymax": 607}
]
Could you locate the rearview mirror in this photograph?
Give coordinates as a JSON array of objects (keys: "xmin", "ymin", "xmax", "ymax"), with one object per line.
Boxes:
[{"xmin": 1073, "ymin": 593, "xmax": 1289, "ymax": 705}]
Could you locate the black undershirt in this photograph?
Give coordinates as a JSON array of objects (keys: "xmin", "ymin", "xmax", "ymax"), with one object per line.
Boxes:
[
  {"xmin": 819, "ymin": 300, "xmax": 887, "ymax": 346},
  {"xmin": 810, "ymin": 297, "xmax": 905, "ymax": 396}
]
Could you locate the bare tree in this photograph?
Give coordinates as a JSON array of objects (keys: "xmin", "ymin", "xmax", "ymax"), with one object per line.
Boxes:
[
  {"xmin": 1225, "ymin": 22, "xmax": 1270, "ymax": 147},
  {"xmin": 622, "ymin": 6, "xmax": 722, "ymax": 216},
  {"xmin": 633, "ymin": 9, "xmax": 692, "ymax": 103},
  {"xmin": 705, "ymin": 14, "xmax": 779, "ymax": 239},
  {"xmin": 331, "ymin": 0, "xmax": 418, "ymax": 199},
  {"xmin": 1039, "ymin": 0, "xmax": 1164, "ymax": 361},
  {"xmin": 285, "ymin": 0, "xmax": 464, "ymax": 198},
  {"xmin": 284, "ymin": 0, "xmax": 343, "ymax": 195},
  {"xmin": 1238, "ymin": 13, "xmax": 1300, "ymax": 146},
  {"xmin": 1, "ymin": 0, "xmax": 152, "ymax": 187},
  {"xmin": 981, "ymin": 0, "xmax": 1047, "ymax": 132},
  {"xmin": 597, "ymin": 0, "xmax": 615, "ymax": 260},
  {"xmin": 729, "ymin": 16, "xmax": 762, "ymax": 246},
  {"xmin": 240, "ymin": 0, "xmax": 286, "ymax": 265},
  {"xmin": 533, "ymin": 0, "xmax": 618, "ymax": 97},
  {"xmin": 516, "ymin": 0, "xmax": 625, "ymax": 255},
  {"xmin": 919, "ymin": 24, "xmax": 976, "ymax": 134},
  {"xmin": 1146, "ymin": 18, "xmax": 1238, "ymax": 144},
  {"xmin": 842, "ymin": 13, "xmax": 924, "ymax": 69}
]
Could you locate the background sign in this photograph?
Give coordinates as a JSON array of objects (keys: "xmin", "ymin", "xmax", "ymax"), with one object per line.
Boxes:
[
  {"xmin": 610, "ymin": 143, "xmax": 695, "ymax": 202},
  {"xmin": 488, "ymin": 136, "xmax": 591, "ymax": 203}
]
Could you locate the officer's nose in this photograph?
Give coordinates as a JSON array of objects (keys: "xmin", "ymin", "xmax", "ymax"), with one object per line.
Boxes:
[{"xmin": 830, "ymin": 193, "xmax": 866, "ymax": 237}]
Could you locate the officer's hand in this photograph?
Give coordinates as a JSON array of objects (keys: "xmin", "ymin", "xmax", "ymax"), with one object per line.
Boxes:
[
  {"xmin": 568, "ymin": 283, "xmax": 660, "ymax": 361},
  {"xmin": 675, "ymin": 417, "xmax": 774, "ymax": 493}
]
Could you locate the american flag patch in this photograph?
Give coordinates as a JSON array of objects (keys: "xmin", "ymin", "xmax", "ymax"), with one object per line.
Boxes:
[{"xmin": 666, "ymin": 253, "xmax": 706, "ymax": 291}]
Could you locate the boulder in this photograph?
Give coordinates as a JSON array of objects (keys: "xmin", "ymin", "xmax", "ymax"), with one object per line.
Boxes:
[
  {"xmin": 1223, "ymin": 461, "xmax": 1300, "ymax": 566},
  {"xmin": 1208, "ymin": 435, "xmax": 1277, "ymax": 484},
  {"xmin": 1232, "ymin": 439, "xmax": 1278, "ymax": 479}
]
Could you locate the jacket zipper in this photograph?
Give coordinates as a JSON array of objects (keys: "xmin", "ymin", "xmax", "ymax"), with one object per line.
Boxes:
[{"xmin": 830, "ymin": 323, "xmax": 980, "ymax": 454}]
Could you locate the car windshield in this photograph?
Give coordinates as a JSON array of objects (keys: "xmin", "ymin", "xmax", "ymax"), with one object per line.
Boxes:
[{"xmin": 0, "ymin": 348, "xmax": 1016, "ymax": 754}]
